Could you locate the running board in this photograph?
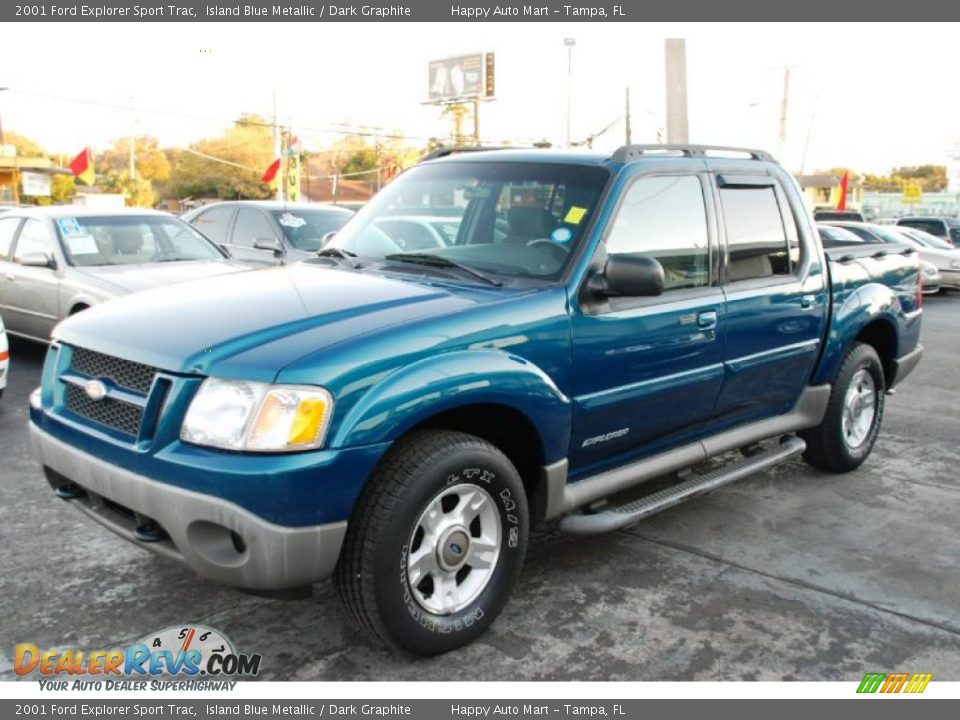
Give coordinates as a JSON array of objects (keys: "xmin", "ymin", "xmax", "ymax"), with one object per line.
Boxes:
[{"xmin": 557, "ymin": 436, "xmax": 806, "ymax": 536}]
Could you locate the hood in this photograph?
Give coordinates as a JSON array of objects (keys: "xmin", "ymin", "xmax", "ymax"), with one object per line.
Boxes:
[
  {"xmin": 73, "ymin": 259, "xmax": 246, "ymax": 294},
  {"xmin": 54, "ymin": 263, "xmax": 506, "ymax": 380}
]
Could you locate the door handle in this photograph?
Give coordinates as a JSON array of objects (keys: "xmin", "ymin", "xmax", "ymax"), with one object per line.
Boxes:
[
  {"xmin": 800, "ymin": 294, "xmax": 815, "ymax": 308},
  {"xmin": 697, "ymin": 310, "xmax": 718, "ymax": 329}
]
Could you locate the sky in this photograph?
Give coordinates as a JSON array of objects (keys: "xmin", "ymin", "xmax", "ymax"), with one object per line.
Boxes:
[{"xmin": 1, "ymin": 21, "xmax": 958, "ymax": 175}]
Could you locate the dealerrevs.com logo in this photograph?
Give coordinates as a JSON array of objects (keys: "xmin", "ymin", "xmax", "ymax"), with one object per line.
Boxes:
[
  {"xmin": 14, "ymin": 625, "xmax": 261, "ymax": 682},
  {"xmin": 857, "ymin": 672, "xmax": 933, "ymax": 694}
]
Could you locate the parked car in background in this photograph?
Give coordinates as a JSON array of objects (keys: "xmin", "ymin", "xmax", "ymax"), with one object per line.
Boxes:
[
  {"xmin": 0, "ymin": 313, "xmax": 7, "ymax": 401},
  {"xmin": 895, "ymin": 226, "xmax": 960, "ymax": 291},
  {"xmin": 813, "ymin": 209, "xmax": 864, "ymax": 222},
  {"xmin": 817, "ymin": 223, "xmax": 875, "ymax": 248},
  {"xmin": 824, "ymin": 221, "xmax": 953, "ymax": 293},
  {"xmin": 0, "ymin": 207, "xmax": 247, "ymax": 343},
  {"xmin": 183, "ymin": 201, "xmax": 355, "ymax": 266},
  {"xmin": 373, "ymin": 215, "xmax": 462, "ymax": 250},
  {"xmin": 895, "ymin": 216, "xmax": 960, "ymax": 247}
]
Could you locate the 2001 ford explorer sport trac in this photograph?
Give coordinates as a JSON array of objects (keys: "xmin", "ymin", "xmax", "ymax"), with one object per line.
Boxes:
[{"xmin": 29, "ymin": 145, "xmax": 923, "ymax": 655}]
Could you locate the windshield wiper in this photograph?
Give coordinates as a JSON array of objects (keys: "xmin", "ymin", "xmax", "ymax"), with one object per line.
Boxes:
[
  {"xmin": 384, "ymin": 253, "xmax": 502, "ymax": 287},
  {"xmin": 317, "ymin": 247, "xmax": 357, "ymax": 259}
]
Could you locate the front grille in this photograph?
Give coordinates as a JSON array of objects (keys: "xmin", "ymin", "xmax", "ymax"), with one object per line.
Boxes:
[
  {"xmin": 70, "ymin": 347, "xmax": 157, "ymax": 394},
  {"xmin": 64, "ymin": 384, "xmax": 144, "ymax": 437}
]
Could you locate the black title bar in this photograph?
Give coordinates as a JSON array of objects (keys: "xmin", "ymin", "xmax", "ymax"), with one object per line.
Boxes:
[{"xmin": 3, "ymin": 0, "xmax": 954, "ymax": 22}]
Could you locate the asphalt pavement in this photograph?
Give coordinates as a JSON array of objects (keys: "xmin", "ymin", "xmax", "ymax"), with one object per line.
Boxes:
[{"xmin": 1, "ymin": 296, "xmax": 958, "ymax": 681}]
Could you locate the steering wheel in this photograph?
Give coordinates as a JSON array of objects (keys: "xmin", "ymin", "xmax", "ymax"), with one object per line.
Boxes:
[{"xmin": 526, "ymin": 238, "xmax": 570, "ymax": 257}]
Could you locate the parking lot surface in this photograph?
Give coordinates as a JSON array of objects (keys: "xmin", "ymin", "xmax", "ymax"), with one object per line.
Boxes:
[{"xmin": 1, "ymin": 297, "xmax": 958, "ymax": 681}]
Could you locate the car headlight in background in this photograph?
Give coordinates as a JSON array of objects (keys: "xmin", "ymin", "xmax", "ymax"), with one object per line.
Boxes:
[{"xmin": 181, "ymin": 378, "xmax": 333, "ymax": 452}]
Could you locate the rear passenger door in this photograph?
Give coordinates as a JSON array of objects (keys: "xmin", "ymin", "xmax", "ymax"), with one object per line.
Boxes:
[
  {"xmin": 570, "ymin": 171, "xmax": 726, "ymax": 469},
  {"xmin": 0, "ymin": 215, "xmax": 24, "ymax": 327},
  {"xmin": 713, "ymin": 173, "xmax": 828, "ymax": 423}
]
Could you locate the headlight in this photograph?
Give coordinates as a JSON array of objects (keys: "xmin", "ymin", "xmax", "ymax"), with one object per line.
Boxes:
[
  {"xmin": 950, "ymin": 259, "xmax": 960, "ymax": 269},
  {"xmin": 181, "ymin": 378, "xmax": 333, "ymax": 452}
]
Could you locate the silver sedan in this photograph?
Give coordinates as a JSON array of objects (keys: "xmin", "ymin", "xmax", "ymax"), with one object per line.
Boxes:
[{"xmin": 0, "ymin": 206, "xmax": 248, "ymax": 343}]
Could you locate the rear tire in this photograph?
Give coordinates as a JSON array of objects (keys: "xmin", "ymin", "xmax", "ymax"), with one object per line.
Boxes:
[
  {"xmin": 800, "ymin": 342, "xmax": 885, "ymax": 473},
  {"xmin": 334, "ymin": 430, "xmax": 528, "ymax": 655}
]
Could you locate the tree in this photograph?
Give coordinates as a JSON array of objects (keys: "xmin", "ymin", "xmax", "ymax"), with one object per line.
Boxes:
[
  {"xmin": 94, "ymin": 136, "xmax": 171, "ymax": 207},
  {"xmin": 167, "ymin": 116, "xmax": 275, "ymax": 200},
  {"xmin": 861, "ymin": 165, "xmax": 947, "ymax": 193},
  {"xmin": 3, "ymin": 131, "xmax": 45, "ymax": 157}
]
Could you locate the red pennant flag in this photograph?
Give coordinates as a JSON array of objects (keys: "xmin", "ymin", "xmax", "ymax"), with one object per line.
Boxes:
[
  {"xmin": 261, "ymin": 158, "xmax": 281, "ymax": 184},
  {"xmin": 69, "ymin": 148, "xmax": 96, "ymax": 185},
  {"xmin": 836, "ymin": 170, "xmax": 849, "ymax": 211}
]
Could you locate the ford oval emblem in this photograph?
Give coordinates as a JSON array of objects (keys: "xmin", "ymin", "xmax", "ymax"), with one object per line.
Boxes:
[{"xmin": 84, "ymin": 379, "xmax": 107, "ymax": 401}]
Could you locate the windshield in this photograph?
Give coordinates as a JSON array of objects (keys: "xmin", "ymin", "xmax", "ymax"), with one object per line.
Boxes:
[
  {"xmin": 901, "ymin": 227, "xmax": 954, "ymax": 250},
  {"xmin": 55, "ymin": 215, "xmax": 223, "ymax": 267},
  {"xmin": 818, "ymin": 225, "xmax": 874, "ymax": 247},
  {"xmin": 327, "ymin": 161, "xmax": 610, "ymax": 283},
  {"xmin": 873, "ymin": 225, "xmax": 921, "ymax": 246},
  {"xmin": 271, "ymin": 209, "xmax": 353, "ymax": 251}
]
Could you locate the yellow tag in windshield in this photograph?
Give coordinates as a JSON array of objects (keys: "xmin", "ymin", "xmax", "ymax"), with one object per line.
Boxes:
[{"xmin": 564, "ymin": 206, "xmax": 588, "ymax": 224}]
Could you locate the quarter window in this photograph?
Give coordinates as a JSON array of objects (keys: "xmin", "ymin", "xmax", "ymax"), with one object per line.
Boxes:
[
  {"xmin": 720, "ymin": 187, "xmax": 791, "ymax": 281},
  {"xmin": 606, "ymin": 175, "xmax": 710, "ymax": 291}
]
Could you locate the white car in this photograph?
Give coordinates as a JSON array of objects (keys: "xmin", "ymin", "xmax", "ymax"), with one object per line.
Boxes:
[{"xmin": 0, "ymin": 314, "xmax": 8, "ymax": 401}]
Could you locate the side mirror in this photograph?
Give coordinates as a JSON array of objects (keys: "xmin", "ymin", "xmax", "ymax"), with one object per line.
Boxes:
[
  {"xmin": 320, "ymin": 231, "xmax": 336, "ymax": 248},
  {"xmin": 253, "ymin": 238, "xmax": 283, "ymax": 256},
  {"xmin": 589, "ymin": 253, "xmax": 664, "ymax": 298},
  {"xmin": 20, "ymin": 252, "xmax": 56, "ymax": 269}
]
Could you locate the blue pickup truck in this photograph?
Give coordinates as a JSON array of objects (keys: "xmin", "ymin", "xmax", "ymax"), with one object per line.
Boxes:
[{"xmin": 29, "ymin": 145, "xmax": 923, "ymax": 655}]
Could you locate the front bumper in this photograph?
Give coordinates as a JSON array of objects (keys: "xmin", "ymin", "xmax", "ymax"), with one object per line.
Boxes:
[
  {"xmin": 937, "ymin": 268, "xmax": 960, "ymax": 290},
  {"xmin": 30, "ymin": 423, "xmax": 347, "ymax": 590}
]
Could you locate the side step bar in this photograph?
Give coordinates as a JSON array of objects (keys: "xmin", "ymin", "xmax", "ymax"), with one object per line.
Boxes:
[{"xmin": 558, "ymin": 436, "xmax": 806, "ymax": 536}]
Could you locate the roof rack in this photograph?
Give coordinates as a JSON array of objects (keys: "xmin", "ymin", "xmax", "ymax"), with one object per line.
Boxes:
[
  {"xmin": 611, "ymin": 144, "xmax": 774, "ymax": 163},
  {"xmin": 419, "ymin": 146, "xmax": 524, "ymax": 163}
]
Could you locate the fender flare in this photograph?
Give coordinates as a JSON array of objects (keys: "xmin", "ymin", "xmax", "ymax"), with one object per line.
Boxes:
[
  {"xmin": 329, "ymin": 349, "xmax": 571, "ymax": 463},
  {"xmin": 813, "ymin": 282, "xmax": 902, "ymax": 385}
]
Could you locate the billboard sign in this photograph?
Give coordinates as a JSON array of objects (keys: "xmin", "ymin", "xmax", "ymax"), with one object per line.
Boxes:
[
  {"xmin": 21, "ymin": 171, "xmax": 51, "ymax": 197},
  {"xmin": 428, "ymin": 53, "xmax": 492, "ymax": 102}
]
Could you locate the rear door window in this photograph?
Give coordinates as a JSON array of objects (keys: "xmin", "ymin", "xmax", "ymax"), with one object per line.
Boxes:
[{"xmin": 720, "ymin": 187, "xmax": 791, "ymax": 281}]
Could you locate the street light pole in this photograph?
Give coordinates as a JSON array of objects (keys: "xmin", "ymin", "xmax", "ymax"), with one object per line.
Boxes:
[
  {"xmin": 564, "ymin": 38, "xmax": 576, "ymax": 148},
  {"xmin": 0, "ymin": 87, "xmax": 7, "ymax": 147}
]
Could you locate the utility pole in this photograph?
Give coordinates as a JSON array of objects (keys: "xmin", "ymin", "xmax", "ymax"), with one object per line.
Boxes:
[
  {"xmin": 624, "ymin": 87, "xmax": 632, "ymax": 145},
  {"xmin": 272, "ymin": 90, "xmax": 282, "ymax": 202},
  {"xmin": 564, "ymin": 38, "xmax": 576, "ymax": 147},
  {"xmin": 778, "ymin": 67, "xmax": 790, "ymax": 161},
  {"xmin": 664, "ymin": 39, "xmax": 689, "ymax": 144},
  {"xmin": 128, "ymin": 97, "xmax": 136, "ymax": 182}
]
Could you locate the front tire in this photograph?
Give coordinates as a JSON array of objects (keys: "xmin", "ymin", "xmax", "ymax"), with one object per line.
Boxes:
[
  {"xmin": 334, "ymin": 430, "xmax": 529, "ymax": 655},
  {"xmin": 801, "ymin": 342, "xmax": 885, "ymax": 473}
]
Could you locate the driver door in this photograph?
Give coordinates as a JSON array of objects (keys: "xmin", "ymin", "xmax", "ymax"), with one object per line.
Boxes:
[
  {"xmin": 5, "ymin": 218, "xmax": 63, "ymax": 340},
  {"xmin": 569, "ymin": 172, "xmax": 726, "ymax": 471}
]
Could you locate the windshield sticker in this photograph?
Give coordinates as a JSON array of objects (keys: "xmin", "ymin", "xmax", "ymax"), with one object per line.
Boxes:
[
  {"xmin": 277, "ymin": 213, "xmax": 307, "ymax": 228},
  {"xmin": 64, "ymin": 234, "xmax": 99, "ymax": 255},
  {"xmin": 564, "ymin": 206, "xmax": 588, "ymax": 225},
  {"xmin": 551, "ymin": 227, "xmax": 573, "ymax": 244},
  {"xmin": 57, "ymin": 218, "xmax": 82, "ymax": 236}
]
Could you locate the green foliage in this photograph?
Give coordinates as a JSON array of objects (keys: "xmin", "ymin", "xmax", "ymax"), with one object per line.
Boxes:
[
  {"xmin": 166, "ymin": 116, "xmax": 274, "ymax": 200},
  {"xmin": 862, "ymin": 165, "xmax": 947, "ymax": 193}
]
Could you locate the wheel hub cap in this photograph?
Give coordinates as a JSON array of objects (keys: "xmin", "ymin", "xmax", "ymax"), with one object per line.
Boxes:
[
  {"xmin": 842, "ymin": 369, "xmax": 877, "ymax": 449},
  {"xmin": 438, "ymin": 527, "xmax": 471, "ymax": 571},
  {"xmin": 406, "ymin": 483, "xmax": 502, "ymax": 615}
]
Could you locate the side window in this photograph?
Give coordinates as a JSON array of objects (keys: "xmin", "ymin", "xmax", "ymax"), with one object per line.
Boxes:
[
  {"xmin": 13, "ymin": 219, "xmax": 56, "ymax": 262},
  {"xmin": 606, "ymin": 175, "xmax": 710, "ymax": 291},
  {"xmin": 191, "ymin": 206, "xmax": 235, "ymax": 244},
  {"xmin": 0, "ymin": 217, "xmax": 21, "ymax": 260},
  {"xmin": 233, "ymin": 208, "xmax": 277, "ymax": 248},
  {"xmin": 720, "ymin": 187, "xmax": 790, "ymax": 282}
]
